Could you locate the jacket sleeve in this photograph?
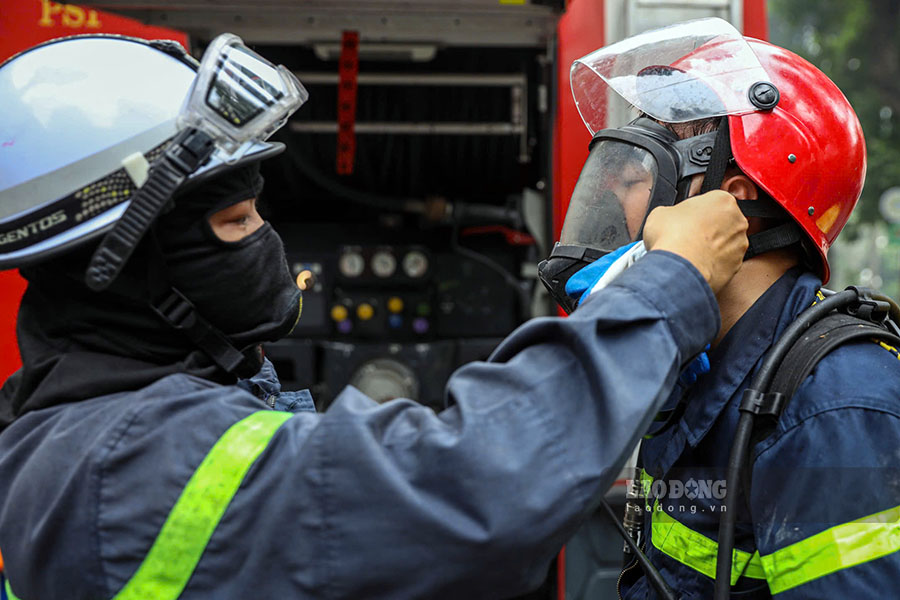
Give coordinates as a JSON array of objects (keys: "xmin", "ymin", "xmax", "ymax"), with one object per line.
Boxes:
[
  {"xmin": 207, "ymin": 251, "xmax": 721, "ymax": 599},
  {"xmin": 749, "ymin": 343, "xmax": 900, "ymax": 598}
]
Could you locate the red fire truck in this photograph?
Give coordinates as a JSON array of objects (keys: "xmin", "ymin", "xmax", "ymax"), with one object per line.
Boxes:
[{"xmin": 0, "ymin": 2, "xmax": 767, "ymax": 597}]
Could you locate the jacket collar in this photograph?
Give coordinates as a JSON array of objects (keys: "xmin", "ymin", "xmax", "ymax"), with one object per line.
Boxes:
[{"xmin": 678, "ymin": 267, "xmax": 822, "ymax": 448}]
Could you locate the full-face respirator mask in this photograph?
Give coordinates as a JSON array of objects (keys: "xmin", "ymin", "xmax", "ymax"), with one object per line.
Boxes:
[{"xmin": 538, "ymin": 117, "xmax": 720, "ymax": 313}]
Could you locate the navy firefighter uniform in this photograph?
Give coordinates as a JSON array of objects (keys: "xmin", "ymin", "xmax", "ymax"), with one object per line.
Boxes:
[
  {"xmin": 620, "ymin": 268, "xmax": 900, "ymax": 599},
  {"xmin": 0, "ymin": 252, "xmax": 720, "ymax": 600}
]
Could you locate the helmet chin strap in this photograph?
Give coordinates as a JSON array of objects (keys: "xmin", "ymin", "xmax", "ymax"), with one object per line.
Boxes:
[
  {"xmin": 694, "ymin": 116, "xmax": 803, "ymax": 260},
  {"xmin": 145, "ymin": 229, "xmax": 263, "ymax": 380}
]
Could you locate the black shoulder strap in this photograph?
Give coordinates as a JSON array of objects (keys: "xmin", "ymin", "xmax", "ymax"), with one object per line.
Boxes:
[
  {"xmin": 769, "ymin": 312, "xmax": 900, "ymax": 400},
  {"xmin": 749, "ymin": 311, "xmax": 900, "ymax": 447}
]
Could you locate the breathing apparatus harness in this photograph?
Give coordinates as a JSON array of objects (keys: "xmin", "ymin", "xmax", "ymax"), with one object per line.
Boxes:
[{"xmin": 710, "ymin": 288, "xmax": 900, "ymax": 599}]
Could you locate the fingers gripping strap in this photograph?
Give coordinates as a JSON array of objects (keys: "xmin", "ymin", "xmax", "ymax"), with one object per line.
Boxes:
[{"xmin": 111, "ymin": 411, "xmax": 292, "ymax": 600}]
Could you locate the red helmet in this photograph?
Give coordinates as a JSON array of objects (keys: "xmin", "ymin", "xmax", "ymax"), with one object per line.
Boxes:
[
  {"xmin": 570, "ymin": 18, "xmax": 864, "ymax": 282},
  {"xmin": 728, "ymin": 39, "xmax": 865, "ymax": 282}
]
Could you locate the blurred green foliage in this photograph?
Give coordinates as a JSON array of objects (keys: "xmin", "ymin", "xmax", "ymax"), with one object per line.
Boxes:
[{"xmin": 769, "ymin": 0, "xmax": 900, "ymax": 234}]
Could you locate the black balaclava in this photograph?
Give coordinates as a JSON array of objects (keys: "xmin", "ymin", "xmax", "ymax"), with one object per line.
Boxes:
[
  {"xmin": 157, "ymin": 162, "xmax": 302, "ymax": 351},
  {"xmin": 0, "ymin": 162, "xmax": 301, "ymax": 429}
]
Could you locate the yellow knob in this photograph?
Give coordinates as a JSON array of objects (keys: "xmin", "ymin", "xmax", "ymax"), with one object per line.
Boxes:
[
  {"xmin": 330, "ymin": 305, "xmax": 349, "ymax": 322},
  {"xmin": 387, "ymin": 297, "xmax": 404, "ymax": 314},
  {"xmin": 357, "ymin": 303, "xmax": 375, "ymax": 321}
]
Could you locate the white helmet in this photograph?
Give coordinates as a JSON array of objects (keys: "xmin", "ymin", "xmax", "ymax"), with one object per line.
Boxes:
[{"xmin": 0, "ymin": 34, "xmax": 307, "ymax": 277}]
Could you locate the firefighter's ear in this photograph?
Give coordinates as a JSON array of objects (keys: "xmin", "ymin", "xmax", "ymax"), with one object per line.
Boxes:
[{"xmin": 720, "ymin": 172, "xmax": 758, "ymax": 201}]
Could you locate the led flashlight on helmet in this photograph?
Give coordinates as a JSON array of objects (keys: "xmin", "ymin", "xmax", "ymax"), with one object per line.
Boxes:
[{"xmin": 84, "ymin": 33, "xmax": 308, "ymax": 291}]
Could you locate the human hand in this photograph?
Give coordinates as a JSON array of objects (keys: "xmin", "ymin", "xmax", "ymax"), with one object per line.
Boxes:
[{"xmin": 643, "ymin": 191, "xmax": 748, "ymax": 294}]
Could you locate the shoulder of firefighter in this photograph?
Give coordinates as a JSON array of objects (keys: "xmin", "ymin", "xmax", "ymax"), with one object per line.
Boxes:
[
  {"xmin": 622, "ymin": 269, "xmax": 900, "ymax": 599},
  {"xmin": 0, "ymin": 251, "xmax": 719, "ymax": 600}
]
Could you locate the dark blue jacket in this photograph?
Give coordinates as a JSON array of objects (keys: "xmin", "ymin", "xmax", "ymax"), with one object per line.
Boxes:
[
  {"xmin": 0, "ymin": 252, "xmax": 719, "ymax": 600},
  {"xmin": 621, "ymin": 270, "xmax": 900, "ymax": 599}
]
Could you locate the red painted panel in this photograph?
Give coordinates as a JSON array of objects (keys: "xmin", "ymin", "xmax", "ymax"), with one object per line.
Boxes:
[
  {"xmin": 0, "ymin": 1, "xmax": 188, "ymax": 384},
  {"xmin": 554, "ymin": 0, "xmax": 605, "ymax": 242},
  {"xmin": 743, "ymin": 0, "xmax": 769, "ymax": 40},
  {"xmin": 0, "ymin": 272, "xmax": 27, "ymax": 383}
]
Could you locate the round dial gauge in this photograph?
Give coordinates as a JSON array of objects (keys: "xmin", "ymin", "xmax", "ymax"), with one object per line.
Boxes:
[
  {"xmin": 339, "ymin": 250, "xmax": 365, "ymax": 278},
  {"xmin": 371, "ymin": 250, "xmax": 397, "ymax": 278},
  {"xmin": 402, "ymin": 250, "xmax": 429, "ymax": 279}
]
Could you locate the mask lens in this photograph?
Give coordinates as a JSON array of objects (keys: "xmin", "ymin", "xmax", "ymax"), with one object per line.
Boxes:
[
  {"xmin": 560, "ymin": 140, "xmax": 658, "ymax": 251},
  {"xmin": 181, "ymin": 33, "xmax": 309, "ymax": 156},
  {"xmin": 206, "ymin": 45, "xmax": 287, "ymax": 128}
]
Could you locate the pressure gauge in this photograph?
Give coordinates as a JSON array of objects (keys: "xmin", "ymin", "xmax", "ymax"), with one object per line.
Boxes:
[
  {"xmin": 371, "ymin": 250, "xmax": 397, "ymax": 278},
  {"xmin": 339, "ymin": 250, "xmax": 365, "ymax": 278},
  {"xmin": 349, "ymin": 359, "xmax": 419, "ymax": 403},
  {"xmin": 402, "ymin": 250, "xmax": 429, "ymax": 279}
]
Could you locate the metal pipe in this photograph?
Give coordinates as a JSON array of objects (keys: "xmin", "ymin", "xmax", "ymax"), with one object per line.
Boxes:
[
  {"xmin": 293, "ymin": 72, "xmax": 527, "ymax": 87},
  {"xmin": 289, "ymin": 121, "xmax": 524, "ymax": 135}
]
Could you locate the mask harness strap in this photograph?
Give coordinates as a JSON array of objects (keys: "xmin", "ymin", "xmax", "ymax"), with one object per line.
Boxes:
[
  {"xmin": 698, "ymin": 117, "xmax": 732, "ymax": 195},
  {"xmin": 144, "ymin": 231, "xmax": 263, "ymax": 380}
]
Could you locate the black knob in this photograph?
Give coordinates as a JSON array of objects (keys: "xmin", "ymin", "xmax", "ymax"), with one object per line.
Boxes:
[{"xmin": 749, "ymin": 81, "xmax": 780, "ymax": 110}]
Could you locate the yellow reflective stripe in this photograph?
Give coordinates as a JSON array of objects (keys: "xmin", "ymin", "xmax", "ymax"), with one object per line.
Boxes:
[
  {"xmin": 113, "ymin": 411, "xmax": 292, "ymax": 600},
  {"xmin": 640, "ymin": 468, "xmax": 653, "ymax": 511},
  {"xmin": 651, "ymin": 508, "xmax": 766, "ymax": 584},
  {"xmin": 5, "ymin": 577, "xmax": 20, "ymax": 600},
  {"xmin": 761, "ymin": 503, "xmax": 900, "ymax": 594}
]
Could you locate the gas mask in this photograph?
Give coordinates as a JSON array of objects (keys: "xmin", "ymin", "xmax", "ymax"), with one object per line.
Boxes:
[{"xmin": 538, "ymin": 117, "xmax": 718, "ymax": 314}]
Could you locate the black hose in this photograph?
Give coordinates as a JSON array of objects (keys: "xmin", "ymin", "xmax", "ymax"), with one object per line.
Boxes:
[
  {"xmin": 712, "ymin": 289, "xmax": 859, "ymax": 600},
  {"xmin": 599, "ymin": 499, "xmax": 678, "ymax": 600},
  {"xmin": 712, "ymin": 412, "xmax": 755, "ymax": 598}
]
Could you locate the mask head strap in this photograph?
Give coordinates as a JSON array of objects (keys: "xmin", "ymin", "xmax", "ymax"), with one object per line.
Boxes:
[{"xmin": 698, "ymin": 116, "xmax": 732, "ymax": 195}]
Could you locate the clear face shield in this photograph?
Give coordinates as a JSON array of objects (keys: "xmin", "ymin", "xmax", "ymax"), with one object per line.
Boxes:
[{"xmin": 86, "ymin": 33, "xmax": 308, "ymax": 291}]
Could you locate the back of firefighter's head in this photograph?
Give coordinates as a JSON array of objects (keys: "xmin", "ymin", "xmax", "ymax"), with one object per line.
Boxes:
[
  {"xmin": 0, "ymin": 34, "xmax": 307, "ymax": 375},
  {"xmin": 567, "ymin": 18, "xmax": 865, "ymax": 284}
]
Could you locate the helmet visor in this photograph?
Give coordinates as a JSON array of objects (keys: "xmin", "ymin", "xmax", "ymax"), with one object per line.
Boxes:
[
  {"xmin": 571, "ymin": 17, "xmax": 768, "ymax": 132},
  {"xmin": 560, "ymin": 140, "xmax": 658, "ymax": 251}
]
